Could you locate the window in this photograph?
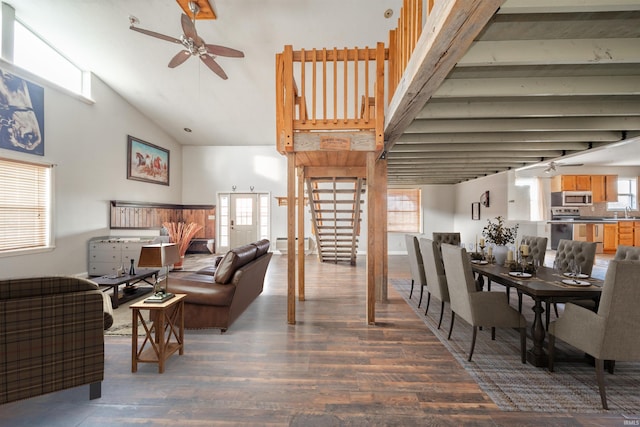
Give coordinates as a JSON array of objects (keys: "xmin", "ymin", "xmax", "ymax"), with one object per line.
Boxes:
[
  {"xmin": 218, "ymin": 194, "xmax": 229, "ymax": 248},
  {"xmin": 608, "ymin": 178, "xmax": 637, "ymax": 211},
  {"xmin": 387, "ymin": 188, "xmax": 421, "ymax": 233},
  {"xmin": 0, "ymin": 157, "xmax": 52, "ymax": 254}
]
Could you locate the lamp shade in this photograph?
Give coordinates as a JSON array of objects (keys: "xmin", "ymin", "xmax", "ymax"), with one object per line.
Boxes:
[{"xmin": 138, "ymin": 243, "xmax": 180, "ymax": 268}]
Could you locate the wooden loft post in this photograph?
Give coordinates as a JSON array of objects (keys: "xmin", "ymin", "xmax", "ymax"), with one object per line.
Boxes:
[
  {"xmin": 366, "ymin": 151, "xmax": 377, "ymax": 324},
  {"xmin": 297, "ymin": 166, "xmax": 305, "ymax": 301},
  {"xmin": 375, "ymin": 157, "xmax": 388, "ymax": 302},
  {"xmin": 287, "ymin": 153, "xmax": 296, "ymax": 324}
]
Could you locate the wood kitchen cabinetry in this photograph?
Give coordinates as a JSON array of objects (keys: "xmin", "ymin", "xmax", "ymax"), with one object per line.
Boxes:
[
  {"xmin": 603, "ymin": 223, "xmax": 618, "ymax": 253},
  {"xmin": 617, "ymin": 221, "xmax": 634, "ymax": 247},
  {"xmin": 635, "ymin": 222, "xmax": 640, "ymax": 247},
  {"xmin": 591, "ymin": 175, "xmax": 618, "ymax": 202},
  {"xmin": 551, "ymin": 175, "xmax": 592, "ymax": 192}
]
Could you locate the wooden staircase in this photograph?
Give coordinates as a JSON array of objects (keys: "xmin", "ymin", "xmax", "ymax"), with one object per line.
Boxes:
[{"xmin": 306, "ymin": 177, "xmax": 365, "ymax": 265}]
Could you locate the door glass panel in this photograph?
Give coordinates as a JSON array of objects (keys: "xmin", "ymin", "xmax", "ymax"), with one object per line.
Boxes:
[{"xmin": 235, "ymin": 197, "xmax": 253, "ymax": 225}]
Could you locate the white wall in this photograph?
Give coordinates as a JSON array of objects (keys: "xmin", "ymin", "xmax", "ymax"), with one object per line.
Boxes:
[{"xmin": 0, "ymin": 73, "xmax": 182, "ymax": 278}]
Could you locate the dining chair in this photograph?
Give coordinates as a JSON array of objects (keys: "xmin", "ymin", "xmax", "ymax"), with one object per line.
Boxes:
[
  {"xmin": 546, "ymin": 239, "xmax": 597, "ymax": 328},
  {"xmin": 432, "ymin": 232, "xmax": 461, "ymax": 247},
  {"xmin": 405, "ymin": 234, "xmax": 428, "ymax": 308},
  {"xmin": 573, "ymin": 245, "xmax": 640, "ymax": 312},
  {"xmin": 512, "ymin": 235, "xmax": 548, "ymax": 312},
  {"xmin": 418, "ymin": 238, "xmax": 450, "ymax": 329},
  {"xmin": 548, "ymin": 260, "xmax": 640, "ymax": 410},
  {"xmin": 441, "ymin": 243, "xmax": 527, "ymax": 363}
]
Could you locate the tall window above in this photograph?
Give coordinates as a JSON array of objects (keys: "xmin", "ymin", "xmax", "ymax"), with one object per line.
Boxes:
[
  {"xmin": 387, "ymin": 188, "xmax": 421, "ymax": 233},
  {"xmin": 0, "ymin": 157, "xmax": 52, "ymax": 254},
  {"xmin": 608, "ymin": 178, "xmax": 638, "ymax": 211}
]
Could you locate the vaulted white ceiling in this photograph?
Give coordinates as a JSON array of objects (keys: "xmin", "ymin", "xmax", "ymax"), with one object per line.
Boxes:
[{"xmin": 10, "ymin": 0, "xmax": 640, "ymax": 186}]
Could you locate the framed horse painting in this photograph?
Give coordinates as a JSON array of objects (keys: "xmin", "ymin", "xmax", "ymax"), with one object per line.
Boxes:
[{"xmin": 126, "ymin": 135, "xmax": 170, "ymax": 186}]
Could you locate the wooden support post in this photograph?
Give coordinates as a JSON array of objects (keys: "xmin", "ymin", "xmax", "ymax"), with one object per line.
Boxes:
[
  {"xmin": 297, "ymin": 166, "xmax": 305, "ymax": 301},
  {"xmin": 287, "ymin": 153, "xmax": 296, "ymax": 324},
  {"xmin": 375, "ymin": 157, "xmax": 388, "ymax": 302},
  {"xmin": 366, "ymin": 152, "xmax": 376, "ymax": 324}
]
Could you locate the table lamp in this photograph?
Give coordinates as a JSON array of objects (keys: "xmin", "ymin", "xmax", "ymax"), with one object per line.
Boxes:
[{"xmin": 138, "ymin": 243, "xmax": 179, "ymax": 303}]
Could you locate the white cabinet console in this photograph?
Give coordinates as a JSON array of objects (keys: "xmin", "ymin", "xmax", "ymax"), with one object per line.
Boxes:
[{"xmin": 88, "ymin": 237, "xmax": 158, "ymax": 276}]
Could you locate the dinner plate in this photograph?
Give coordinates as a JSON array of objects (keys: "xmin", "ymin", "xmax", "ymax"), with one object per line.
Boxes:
[
  {"xmin": 509, "ymin": 272, "xmax": 532, "ymax": 278},
  {"xmin": 471, "ymin": 260, "xmax": 488, "ymax": 265},
  {"xmin": 561, "ymin": 279, "xmax": 591, "ymax": 286},
  {"xmin": 563, "ymin": 272, "xmax": 589, "ymax": 279}
]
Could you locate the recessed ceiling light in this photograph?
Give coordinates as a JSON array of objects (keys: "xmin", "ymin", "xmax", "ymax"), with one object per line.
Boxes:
[
  {"xmin": 384, "ymin": 9, "xmax": 393, "ymax": 19},
  {"xmin": 184, "ymin": 127, "xmax": 192, "ymax": 133}
]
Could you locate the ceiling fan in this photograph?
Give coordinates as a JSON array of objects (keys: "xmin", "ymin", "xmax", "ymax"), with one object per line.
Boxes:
[
  {"xmin": 129, "ymin": 1, "xmax": 244, "ymax": 80},
  {"xmin": 538, "ymin": 160, "xmax": 585, "ymax": 174}
]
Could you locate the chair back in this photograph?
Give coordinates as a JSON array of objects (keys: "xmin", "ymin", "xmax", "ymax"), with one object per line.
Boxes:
[
  {"xmin": 613, "ymin": 245, "xmax": 640, "ymax": 261},
  {"xmin": 441, "ymin": 243, "xmax": 476, "ymax": 322},
  {"xmin": 405, "ymin": 234, "xmax": 426, "ymax": 286},
  {"xmin": 418, "ymin": 238, "xmax": 450, "ymax": 303},
  {"xmin": 597, "ymin": 260, "xmax": 640, "ymax": 360},
  {"xmin": 432, "ymin": 232, "xmax": 461, "ymax": 246},
  {"xmin": 520, "ymin": 235, "xmax": 547, "ymax": 266},
  {"xmin": 554, "ymin": 239, "xmax": 597, "ymax": 275}
]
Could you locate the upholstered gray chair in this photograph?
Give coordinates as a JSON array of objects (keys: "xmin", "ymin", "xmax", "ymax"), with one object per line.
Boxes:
[
  {"xmin": 418, "ymin": 238, "xmax": 450, "ymax": 329},
  {"xmin": 544, "ymin": 239, "xmax": 598, "ymax": 328},
  {"xmin": 512, "ymin": 235, "xmax": 548, "ymax": 311},
  {"xmin": 548, "ymin": 260, "xmax": 640, "ymax": 410},
  {"xmin": 441, "ymin": 243, "xmax": 527, "ymax": 363},
  {"xmin": 432, "ymin": 232, "xmax": 461, "ymax": 247},
  {"xmin": 405, "ymin": 234, "xmax": 428, "ymax": 308},
  {"xmin": 573, "ymin": 245, "xmax": 640, "ymax": 312}
]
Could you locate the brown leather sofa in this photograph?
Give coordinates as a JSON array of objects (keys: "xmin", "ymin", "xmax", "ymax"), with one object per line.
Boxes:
[{"xmin": 166, "ymin": 239, "xmax": 272, "ymax": 332}]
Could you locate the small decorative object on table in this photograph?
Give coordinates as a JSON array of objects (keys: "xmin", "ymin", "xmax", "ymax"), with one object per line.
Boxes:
[{"xmin": 129, "ymin": 259, "xmax": 135, "ymax": 275}]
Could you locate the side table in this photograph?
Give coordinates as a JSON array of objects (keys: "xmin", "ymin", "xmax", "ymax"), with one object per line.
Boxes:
[{"xmin": 130, "ymin": 294, "xmax": 186, "ymax": 373}]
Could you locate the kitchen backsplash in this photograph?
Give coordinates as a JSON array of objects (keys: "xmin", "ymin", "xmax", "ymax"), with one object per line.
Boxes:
[{"xmin": 578, "ymin": 202, "xmax": 639, "ymax": 218}]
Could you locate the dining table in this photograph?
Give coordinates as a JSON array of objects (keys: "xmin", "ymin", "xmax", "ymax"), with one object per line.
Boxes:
[{"xmin": 470, "ymin": 261, "xmax": 603, "ymax": 367}]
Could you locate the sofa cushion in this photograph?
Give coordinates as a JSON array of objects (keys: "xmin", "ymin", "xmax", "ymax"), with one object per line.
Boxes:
[
  {"xmin": 169, "ymin": 276, "xmax": 236, "ymax": 307},
  {"xmin": 214, "ymin": 245, "xmax": 258, "ymax": 284},
  {"xmin": 253, "ymin": 239, "xmax": 271, "ymax": 258}
]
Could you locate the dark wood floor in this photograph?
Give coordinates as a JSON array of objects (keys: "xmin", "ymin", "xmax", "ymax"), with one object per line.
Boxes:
[{"xmin": 0, "ymin": 254, "xmax": 629, "ymax": 426}]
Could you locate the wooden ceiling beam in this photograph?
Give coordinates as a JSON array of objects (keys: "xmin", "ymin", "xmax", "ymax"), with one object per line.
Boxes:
[
  {"xmin": 397, "ymin": 131, "xmax": 623, "ymax": 143},
  {"xmin": 175, "ymin": 0, "xmax": 216, "ymax": 19}
]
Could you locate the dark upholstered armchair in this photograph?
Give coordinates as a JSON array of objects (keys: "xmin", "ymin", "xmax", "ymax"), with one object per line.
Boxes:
[
  {"xmin": 405, "ymin": 234, "xmax": 428, "ymax": 307},
  {"xmin": 432, "ymin": 232, "xmax": 461, "ymax": 246},
  {"xmin": 441, "ymin": 244, "xmax": 527, "ymax": 363},
  {"xmin": 549, "ymin": 260, "xmax": 640, "ymax": 409}
]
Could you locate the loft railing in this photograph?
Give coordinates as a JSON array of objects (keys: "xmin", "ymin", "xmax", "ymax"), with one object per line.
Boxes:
[
  {"xmin": 276, "ymin": 44, "xmax": 386, "ymax": 154},
  {"xmin": 387, "ymin": 0, "xmax": 434, "ymax": 104}
]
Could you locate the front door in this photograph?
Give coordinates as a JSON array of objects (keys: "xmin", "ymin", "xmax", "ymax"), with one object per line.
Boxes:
[{"xmin": 230, "ymin": 193, "xmax": 258, "ymax": 248}]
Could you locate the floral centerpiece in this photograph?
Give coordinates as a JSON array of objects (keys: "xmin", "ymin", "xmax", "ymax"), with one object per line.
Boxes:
[
  {"xmin": 482, "ymin": 216, "xmax": 519, "ymax": 266},
  {"xmin": 162, "ymin": 221, "xmax": 203, "ymax": 270}
]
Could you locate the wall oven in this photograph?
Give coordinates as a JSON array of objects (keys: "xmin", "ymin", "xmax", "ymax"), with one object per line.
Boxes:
[{"xmin": 551, "ymin": 191, "xmax": 593, "ymax": 207}]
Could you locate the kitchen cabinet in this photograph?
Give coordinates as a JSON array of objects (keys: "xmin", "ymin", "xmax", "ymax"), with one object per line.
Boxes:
[
  {"xmin": 591, "ymin": 175, "xmax": 618, "ymax": 203},
  {"xmin": 618, "ymin": 221, "xmax": 634, "ymax": 247},
  {"xmin": 603, "ymin": 223, "xmax": 618, "ymax": 253},
  {"xmin": 635, "ymin": 221, "xmax": 640, "ymax": 247},
  {"xmin": 550, "ymin": 175, "xmax": 592, "ymax": 192}
]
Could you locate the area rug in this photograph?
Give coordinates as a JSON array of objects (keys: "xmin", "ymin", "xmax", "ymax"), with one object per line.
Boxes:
[{"xmin": 391, "ymin": 278, "xmax": 640, "ymax": 414}]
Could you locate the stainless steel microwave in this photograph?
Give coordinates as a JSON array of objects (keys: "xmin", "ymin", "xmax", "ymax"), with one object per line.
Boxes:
[{"xmin": 551, "ymin": 191, "xmax": 593, "ymax": 207}]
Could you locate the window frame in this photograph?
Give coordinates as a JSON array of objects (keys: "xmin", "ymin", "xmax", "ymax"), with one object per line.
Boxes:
[
  {"xmin": 387, "ymin": 188, "xmax": 422, "ymax": 233},
  {"xmin": 607, "ymin": 177, "xmax": 637, "ymax": 211},
  {"xmin": 0, "ymin": 156, "xmax": 54, "ymax": 257}
]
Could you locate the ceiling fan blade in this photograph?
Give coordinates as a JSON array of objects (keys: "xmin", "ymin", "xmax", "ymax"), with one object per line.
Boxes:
[
  {"xmin": 205, "ymin": 44, "xmax": 245, "ymax": 58},
  {"xmin": 168, "ymin": 50, "xmax": 191, "ymax": 68},
  {"xmin": 181, "ymin": 13, "xmax": 199, "ymax": 42},
  {"xmin": 200, "ymin": 55, "xmax": 228, "ymax": 80},
  {"xmin": 130, "ymin": 26, "xmax": 181, "ymax": 44}
]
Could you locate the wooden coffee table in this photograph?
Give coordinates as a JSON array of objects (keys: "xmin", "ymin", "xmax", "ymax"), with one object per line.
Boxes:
[
  {"xmin": 130, "ymin": 294, "xmax": 186, "ymax": 374},
  {"xmin": 91, "ymin": 269, "xmax": 159, "ymax": 308}
]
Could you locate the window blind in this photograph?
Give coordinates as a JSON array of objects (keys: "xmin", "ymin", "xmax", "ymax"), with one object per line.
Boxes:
[
  {"xmin": 387, "ymin": 188, "xmax": 421, "ymax": 233},
  {"xmin": 0, "ymin": 157, "xmax": 52, "ymax": 252}
]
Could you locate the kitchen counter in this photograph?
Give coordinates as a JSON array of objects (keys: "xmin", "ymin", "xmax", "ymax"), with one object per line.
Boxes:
[{"xmin": 547, "ymin": 218, "xmax": 637, "ymax": 224}]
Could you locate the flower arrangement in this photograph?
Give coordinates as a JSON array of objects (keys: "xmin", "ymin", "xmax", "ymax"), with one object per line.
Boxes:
[
  {"xmin": 482, "ymin": 216, "xmax": 519, "ymax": 246},
  {"xmin": 162, "ymin": 221, "xmax": 203, "ymax": 269}
]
